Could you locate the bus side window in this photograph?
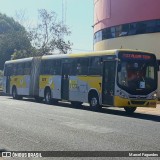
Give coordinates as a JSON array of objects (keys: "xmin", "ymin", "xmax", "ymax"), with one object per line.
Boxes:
[
  {"xmin": 52, "ymin": 59, "xmax": 61, "ymax": 75},
  {"xmin": 77, "ymin": 58, "xmax": 89, "ymax": 75},
  {"xmin": 13, "ymin": 64, "xmax": 18, "ymax": 75},
  {"xmin": 146, "ymin": 66, "xmax": 154, "ymax": 79},
  {"xmin": 40, "ymin": 61, "xmax": 45, "ymax": 75},
  {"xmin": 48, "ymin": 60, "xmax": 52, "ymax": 74},
  {"xmin": 41, "ymin": 60, "xmax": 61, "ymax": 75},
  {"xmin": 17, "ymin": 63, "xmax": 24, "ymax": 75},
  {"xmin": 77, "ymin": 63, "xmax": 81, "ymax": 74},
  {"xmin": 42, "ymin": 60, "xmax": 51, "ymax": 75},
  {"xmin": 70, "ymin": 59, "xmax": 77, "ymax": 75},
  {"xmin": 24, "ymin": 62, "xmax": 31, "ymax": 75},
  {"xmin": 4, "ymin": 64, "xmax": 12, "ymax": 76},
  {"xmin": 89, "ymin": 57, "xmax": 102, "ymax": 75},
  {"xmin": 56, "ymin": 60, "xmax": 62, "ymax": 75}
]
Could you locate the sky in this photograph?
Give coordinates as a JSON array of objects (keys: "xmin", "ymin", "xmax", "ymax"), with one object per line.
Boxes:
[{"xmin": 0, "ymin": 0, "xmax": 94, "ymax": 53}]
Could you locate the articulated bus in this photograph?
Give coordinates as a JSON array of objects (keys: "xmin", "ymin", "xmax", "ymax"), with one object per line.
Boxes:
[{"xmin": 3, "ymin": 49, "xmax": 158, "ymax": 113}]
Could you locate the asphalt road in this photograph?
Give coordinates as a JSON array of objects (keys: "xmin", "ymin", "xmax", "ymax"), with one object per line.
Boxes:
[{"xmin": 0, "ymin": 96, "xmax": 159, "ymax": 160}]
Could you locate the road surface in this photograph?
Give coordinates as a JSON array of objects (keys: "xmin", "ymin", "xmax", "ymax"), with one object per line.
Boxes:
[{"xmin": 0, "ymin": 96, "xmax": 159, "ymax": 159}]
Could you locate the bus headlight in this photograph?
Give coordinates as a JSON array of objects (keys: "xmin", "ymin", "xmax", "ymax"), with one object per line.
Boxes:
[
  {"xmin": 152, "ymin": 93, "xmax": 157, "ymax": 99},
  {"xmin": 119, "ymin": 91, "xmax": 128, "ymax": 99}
]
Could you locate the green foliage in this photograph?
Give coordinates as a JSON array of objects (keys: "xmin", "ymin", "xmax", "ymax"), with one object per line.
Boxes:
[
  {"xmin": 12, "ymin": 47, "xmax": 39, "ymax": 60},
  {"xmin": 0, "ymin": 10, "xmax": 72, "ymax": 67},
  {"xmin": 29, "ymin": 9, "xmax": 72, "ymax": 55},
  {"xmin": 0, "ymin": 13, "xmax": 32, "ymax": 69}
]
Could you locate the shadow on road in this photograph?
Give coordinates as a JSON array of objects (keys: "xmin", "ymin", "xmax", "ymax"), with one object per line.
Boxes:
[
  {"xmin": 8, "ymin": 97, "xmax": 160, "ymax": 123},
  {"xmin": 0, "ymin": 149, "xmax": 8, "ymax": 152}
]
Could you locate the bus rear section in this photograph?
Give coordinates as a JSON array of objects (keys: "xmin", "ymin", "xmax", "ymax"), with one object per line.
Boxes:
[{"xmin": 3, "ymin": 57, "xmax": 41, "ymax": 99}]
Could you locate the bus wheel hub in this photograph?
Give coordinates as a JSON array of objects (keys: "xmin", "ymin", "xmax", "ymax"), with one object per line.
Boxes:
[{"xmin": 91, "ymin": 97, "xmax": 97, "ymax": 106}]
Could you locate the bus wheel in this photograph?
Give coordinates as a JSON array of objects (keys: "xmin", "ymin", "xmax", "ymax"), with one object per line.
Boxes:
[
  {"xmin": 124, "ymin": 107, "xmax": 137, "ymax": 114},
  {"xmin": 12, "ymin": 87, "xmax": 17, "ymax": 99},
  {"xmin": 35, "ymin": 97, "xmax": 43, "ymax": 103},
  {"xmin": 89, "ymin": 94, "xmax": 102, "ymax": 111},
  {"xmin": 45, "ymin": 89, "xmax": 52, "ymax": 105}
]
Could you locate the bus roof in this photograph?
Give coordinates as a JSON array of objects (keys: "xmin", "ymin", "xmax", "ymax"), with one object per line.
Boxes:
[
  {"xmin": 68, "ymin": 49, "xmax": 117, "ymax": 58},
  {"xmin": 5, "ymin": 49, "xmax": 156, "ymax": 63},
  {"xmin": 42, "ymin": 49, "xmax": 155, "ymax": 59},
  {"xmin": 41, "ymin": 50, "xmax": 117, "ymax": 60},
  {"xmin": 42, "ymin": 49, "xmax": 115, "ymax": 59},
  {"xmin": 5, "ymin": 57, "xmax": 33, "ymax": 64}
]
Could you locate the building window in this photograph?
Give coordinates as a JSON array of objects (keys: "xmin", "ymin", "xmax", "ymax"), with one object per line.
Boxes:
[{"xmin": 94, "ymin": 19, "xmax": 160, "ymax": 43}]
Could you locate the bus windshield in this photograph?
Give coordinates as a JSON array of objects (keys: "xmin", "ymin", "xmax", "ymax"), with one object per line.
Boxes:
[{"xmin": 117, "ymin": 52, "xmax": 157, "ymax": 95}]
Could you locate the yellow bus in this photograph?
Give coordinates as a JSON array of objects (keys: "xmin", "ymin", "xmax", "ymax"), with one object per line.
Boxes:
[{"xmin": 3, "ymin": 49, "xmax": 158, "ymax": 114}]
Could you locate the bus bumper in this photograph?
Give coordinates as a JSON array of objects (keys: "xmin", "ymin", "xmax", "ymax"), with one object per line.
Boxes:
[{"xmin": 114, "ymin": 96, "xmax": 157, "ymax": 108}]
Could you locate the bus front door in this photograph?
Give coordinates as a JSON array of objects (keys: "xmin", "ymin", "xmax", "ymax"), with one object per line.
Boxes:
[
  {"xmin": 102, "ymin": 61, "xmax": 116, "ymax": 106},
  {"xmin": 61, "ymin": 63, "xmax": 71, "ymax": 100}
]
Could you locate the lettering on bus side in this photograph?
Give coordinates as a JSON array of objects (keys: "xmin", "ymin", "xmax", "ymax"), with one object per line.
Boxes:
[
  {"xmin": 14, "ymin": 78, "xmax": 18, "ymax": 81},
  {"xmin": 69, "ymin": 80, "xmax": 78, "ymax": 89},
  {"xmin": 42, "ymin": 78, "xmax": 47, "ymax": 81}
]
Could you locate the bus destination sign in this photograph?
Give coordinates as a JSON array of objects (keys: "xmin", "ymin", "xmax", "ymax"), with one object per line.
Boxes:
[{"xmin": 122, "ymin": 53, "xmax": 152, "ymax": 60}]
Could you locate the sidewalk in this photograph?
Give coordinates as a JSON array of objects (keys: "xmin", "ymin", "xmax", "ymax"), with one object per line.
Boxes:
[{"xmin": 136, "ymin": 104, "xmax": 160, "ymax": 116}]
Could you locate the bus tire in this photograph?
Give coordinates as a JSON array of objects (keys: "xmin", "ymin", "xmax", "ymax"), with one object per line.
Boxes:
[
  {"xmin": 12, "ymin": 87, "xmax": 17, "ymax": 99},
  {"xmin": 12, "ymin": 87, "xmax": 23, "ymax": 100},
  {"xmin": 44, "ymin": 88, "xmax": 52, "ymax": 105},
  {"xmin": 89, "ymin": 93, "xmax": 102, "ymax": 111},
  {"xmin": 35, "ymin": 96, "xmax": 43, "ymax": 103},
  {"xmin": 17, "ymin": 96, "xmax": 23, "ymax": 100},
  {"xmin": 124, "ymin": 107, "xmax": 137, "ymax": 114}
]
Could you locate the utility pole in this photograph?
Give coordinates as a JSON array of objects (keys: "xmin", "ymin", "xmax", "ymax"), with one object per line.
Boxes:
[{"xmin": 62, "ymin": 0, "xmax": 67, "ymax": 25}]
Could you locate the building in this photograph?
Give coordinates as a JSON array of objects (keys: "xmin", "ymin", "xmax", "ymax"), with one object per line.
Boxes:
[{"xmin": 94, "ymin": 0, "xmax": 160, "ymax": 58}]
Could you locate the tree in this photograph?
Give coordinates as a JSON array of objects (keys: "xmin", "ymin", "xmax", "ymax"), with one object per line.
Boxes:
[
  {"xmin": 0, "ymin": 13, "xmax": 32, "ymax": 69},
  {"xmin": 29, "ymin": 9, "xmax": 72, "ymax": 55}
]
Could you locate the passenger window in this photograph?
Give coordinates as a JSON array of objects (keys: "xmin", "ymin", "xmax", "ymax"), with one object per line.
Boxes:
[
  {"xmin": 77, "ymin": 58, "xmax": 89, "ymax": 75},
  {"xmin": 51, "ymin": 59, "xmax": 61, "ymax": 75},
  {"xmin": 24, "ymin": 62, "xmax": 31, "ymax": 75},
  {"xmin": 4, "ymin": 64, "xmax": 13, "ymax": 76},
  {"xmin": 89, "ymin": 57, "xmax": 102, "ymax": 75},
  {"xmin": 13, "ymin": 64, "xmax": 18, "ymax": 75},
  {"xmin": 70, "ymin": 59, "xmax": 77, "ymax": 75},
  {"xmin": 17, "ymin": 63, "xmax": 24, "ymax": 75}
]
